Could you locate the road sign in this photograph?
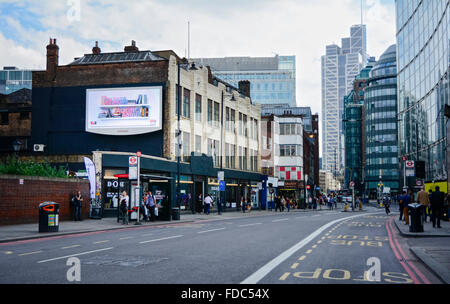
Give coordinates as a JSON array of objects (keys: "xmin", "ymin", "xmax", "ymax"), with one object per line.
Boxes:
[
  {"xmin": 402, "ymin": 156, "xmax": 407, "ymax": 161},
  {"xmin": 406, "ymin": 169, "xmax": 415, "ymax": 177},
  {"xmin": 349, "ymin": 181, "xmax": 355, "ymax": 188},
  {"xmin": 406, "ymin": 160, "xmax": 415, "ymax": 168},
  {"xmin": 219, "ymin": 180, "xmax": 226, "ymax": 191},
  {"xmin": 129, "ymin": 156, "xmax": 138, "ymax": 166},
  {"xmin": 136, "ymin": 150, "xmax": 142, "ymax": 157},
  {"xmin": 218, "ymin": 171, "xmax": 224, "ymax": 182}
]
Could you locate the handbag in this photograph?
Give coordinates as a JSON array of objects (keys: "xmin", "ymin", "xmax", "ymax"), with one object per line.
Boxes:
[{"xmin": 154, "ymin": 206, "xmax": 159, "ymax": 217}]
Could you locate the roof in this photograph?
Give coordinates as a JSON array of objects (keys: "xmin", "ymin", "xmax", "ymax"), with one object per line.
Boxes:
[{"xmin": 69, "ymin": 50, "xmax": 166, "ymax": 66}]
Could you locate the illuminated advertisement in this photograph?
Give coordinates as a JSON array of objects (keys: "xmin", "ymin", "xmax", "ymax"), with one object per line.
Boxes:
[{"xmin": 86, "ymin": 86, "xmax": 162, "ymax": 136}]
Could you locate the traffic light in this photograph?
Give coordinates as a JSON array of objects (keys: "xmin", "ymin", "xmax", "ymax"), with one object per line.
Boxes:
[{"xmin": 416, "ymin": 161, "xmax": 425, "ymax": 179}]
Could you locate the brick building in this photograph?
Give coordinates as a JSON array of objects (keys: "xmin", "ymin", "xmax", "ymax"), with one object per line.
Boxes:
[{"xmin": 31, "ymin": 39, "xmax": 263, "ymax": 219}]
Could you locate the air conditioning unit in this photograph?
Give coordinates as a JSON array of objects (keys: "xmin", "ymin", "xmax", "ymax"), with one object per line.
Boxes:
[{"xmin": 33, "ymin": 144, "xmax": 46, "ymax": 152}]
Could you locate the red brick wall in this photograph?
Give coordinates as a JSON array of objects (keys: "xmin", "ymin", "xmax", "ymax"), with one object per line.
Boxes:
[{"xmin": 0, "ymin": 175, "xmax": 89, "ymax": 226}]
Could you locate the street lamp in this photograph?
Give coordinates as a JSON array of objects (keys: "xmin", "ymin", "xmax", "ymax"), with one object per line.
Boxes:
[{"xmin": 12, "ymin": 139, "xmax": 22, "ymax": 152}]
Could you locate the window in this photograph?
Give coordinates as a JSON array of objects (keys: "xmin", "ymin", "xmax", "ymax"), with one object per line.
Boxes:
[
  {"xmin": 195, "ymin": 135, "xmax": 201, "ymax": 153},
  {"xmin": 243, "ymin": 114, "xmax": 248, "ymax": 137},
  {"xmin": 243, "ymin": 147, "xmax": 248, "ymax": 170},
  {"xmin": 207, "ymin": 99, "xmax": 213, "ymax": 125},
  {"xmin": 19, "ymin": 112, "xmax": 29, "ymax": 120},
  {"xmin": 230, "ymin": 109, "xmax": 236, "ymax": 134},
  {"xmin": 230, "ymin": 144, "xmax": 236, "ymax": 169},
  {"xmin": 279, "ymin": 145, "xmax": 302, "ymax": 157},
  {"xmin": 195, "ymin": 94, "xmax": 202, "ymax": 122},
  {"xmin": 183, "ymin": 88, "xmax": 190, "ymax": 118},
  {"xmin": 1, "ymin": 113, "xmax": 8, "ymax": 125},
  {"xmin": 214, "ymin": 101, "xmax": 220, "ymax": 127},
  {"xmin": 239, "ymin": 113, "xmax": 243, "ymax": 135},
  {"xmin": 182, "ymin": 132, "xmax": 190, "ymax": 162}
]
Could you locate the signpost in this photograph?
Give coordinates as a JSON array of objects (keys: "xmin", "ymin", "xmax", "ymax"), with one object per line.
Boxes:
[
  {"xmin": 349, "ymin": 181, "xmax": 355, "ymax": 211},
  {"xmin": 218, "ymin": 171, "xmax": 224, "ymax": 215}
]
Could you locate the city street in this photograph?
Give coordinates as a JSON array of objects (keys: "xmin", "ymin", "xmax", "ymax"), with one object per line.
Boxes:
[{"xmin": 0, "ymin": 207, "xmax": 442, "ymax": 284}]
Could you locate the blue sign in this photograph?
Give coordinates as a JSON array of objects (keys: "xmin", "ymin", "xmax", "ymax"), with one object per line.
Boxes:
[
  {"xmin": 316, "ymin": 186, "xmax": 321, "ymax": 191},
  {"xmin": 219, "ymin": 180, "xmax": 226, "ymax": 191}
]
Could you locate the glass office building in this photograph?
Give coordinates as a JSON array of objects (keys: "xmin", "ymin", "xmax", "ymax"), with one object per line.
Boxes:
[
  {"xmin": 396, "ymin": 0, "xmax": 449, "ymax": 187},
  {"xmin": 193, "ymin": 55, "xmax": 296, "ymax": 107},
  {"xmin": 364, "ymin": 45, "xmax": 399, "ymax": 196},
  {"xmin": 0, "ymin": 67, "xmax": 33, "ymax": 94}
]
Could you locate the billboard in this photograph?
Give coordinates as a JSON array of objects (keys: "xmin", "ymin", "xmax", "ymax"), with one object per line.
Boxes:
[{"xmin": 86, "ymin": 86, "xmax": 162, "ymax": 136}]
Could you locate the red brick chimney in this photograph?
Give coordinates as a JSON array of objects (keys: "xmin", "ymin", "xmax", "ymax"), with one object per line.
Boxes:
[
  {"xmin": 238, "ymin": 80, "xmax": 251, "ymax": 98},
  {"xmin": 92, "ymin": 41, "xmax": 101, "ymax": 55},
  {"xmin": 124, "ymin": 40, "xmax": 139, "ymax": 52},
  {"xmin": 46, "ymin": 38, "xmax": 59, "ymax": 79}
]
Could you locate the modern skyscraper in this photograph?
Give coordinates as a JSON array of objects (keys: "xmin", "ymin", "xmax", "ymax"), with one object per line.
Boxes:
[
  {"xmin": 396, "ymin": 0, "xmax": 449, "ymax": 190},
  {"xmin": 193, "ymin": 55, "xmax": 296, "ymax": 107},
  {"xmin": 321, "ymin": 24, "xmax": 367, "ymax": 177},
  {"xmin": 364, "ymin": 45, "xmax": 399, "ymax": 197}
]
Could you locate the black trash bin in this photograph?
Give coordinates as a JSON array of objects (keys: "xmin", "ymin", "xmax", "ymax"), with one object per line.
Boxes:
[
  {"xmin": 39, "ymin": 202, "xmax": 60, "ymax": 233},
  {"xmin": 408, "ymin": 203, "xmax": 423, "ymax": 232},
  {"xmin": 172, "ymin": 207, "xmax": 180, "ymax": 221}
]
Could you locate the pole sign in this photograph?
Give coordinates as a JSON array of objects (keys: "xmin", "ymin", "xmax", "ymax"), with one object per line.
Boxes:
[
  {"xmin": 405, "ymin": 160, "xmax": 415, "ymax": 177},
  {"xmin": 129, "ymin": 156, "xmax": 138, "ymax": 180},
  {"xmin": 349, "ymin": 181, "xmax": 355, "ymax": 188},
  {"xmin": 218, "ymin": 171, "xmax": 224, "ymax": 182}
]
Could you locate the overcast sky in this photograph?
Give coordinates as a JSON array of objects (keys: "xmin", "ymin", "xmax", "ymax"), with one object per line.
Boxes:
[{"xmin": 0, "ymin": 0, "xmax": 396, "ymax": 149}]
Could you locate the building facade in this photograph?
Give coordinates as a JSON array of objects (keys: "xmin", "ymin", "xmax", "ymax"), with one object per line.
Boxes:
[
  {"xmin": 396, "ymin": 0, "xmax": 449, "ymax": 191},
  {"xmin": 364, "ymin": 45, "xmax": 399, "ymax": 197},
  {"xmin": 193, "ymin": 55, "xmax": 296, "ymax": 107},
  {"xmin": 321, "ymin": 24, "xmax": 367, "ymax": 178},
  {"xmin": 343, "ymin": 58, "xmax": 375, "ymax": 193},
  {"xmin": 0, "ymin": 67, "xmax": 33, "ymax": 95},
  {"xmin": 31, "ymin": 39, "xmax": 263, "ymax": 217}
]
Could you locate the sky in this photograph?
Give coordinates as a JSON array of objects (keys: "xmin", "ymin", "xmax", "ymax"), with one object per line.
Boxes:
[{"xmin": 0, "ymin": 0, "xmax": 397, "ymax": 154}]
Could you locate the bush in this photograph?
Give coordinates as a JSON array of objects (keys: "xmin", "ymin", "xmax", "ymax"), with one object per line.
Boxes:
[{"xmin": 0, "ymin": 155, "xmax": 68, "ymax": 178}]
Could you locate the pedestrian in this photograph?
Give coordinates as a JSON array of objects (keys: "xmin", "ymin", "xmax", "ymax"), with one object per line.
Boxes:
[
  {"xmin": 399, "ymin": 191, "xmax": 405, "ymax": 221},
  {"xmin": 204, "ymin": 193, "xmax": 213, "ymax": 215},
  {"xmin": 286, "ymin": 197, "xmax": 291, "ymax": 212},
  {"xmin": 146, "ymin": 191, "xmax": 156, "ymax": 222},
  {"xmin": 430, "ymin": 186, "xmax": 444, "ymax": 228},
  {"xmin": 240, "ymin": 196, "xmax": 246, "ymax": 213},
  {"xmin": 427, "ymin": 189, "xmax": 433, "ymax": 222},
  {"xmin": 281, "ymin": 196, "xmax": 286, "ymax": 212},
  {"xmin": 120, "ymin": 191, "xmax": 129, "ymax": 225},
  {"xmin": 417, "ymin": 186, "xmax": 430, "ymax": 224},
  {"xmin": 384, "ymin": 196, "xmax": 391, "ymax": 215},
  {"xmin": 275, "ymin": 195, "xmax": 282, "ymax": 212},
  {"xmin": 72, "ymin": 190, "xmax": 83, "ymax": 221},
  {"xmin": 402, "ymin": 190, "xmax": 412, "ymax": 225}
]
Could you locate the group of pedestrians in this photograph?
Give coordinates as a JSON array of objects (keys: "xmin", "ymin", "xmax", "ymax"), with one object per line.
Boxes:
[
  {"xmin": 398, "ymin": 186, "xmax": 445, "ymax": 229},
  {"xmin": 273, "ymin": 195, "xmax": 294, "ymax": 212}
]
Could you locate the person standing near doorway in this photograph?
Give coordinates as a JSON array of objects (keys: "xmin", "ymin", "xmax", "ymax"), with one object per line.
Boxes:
[
  {"xmin": 73, "ymin": 191, "xmax": 83, "ymax": 221},
  {"xmin": 417, "ymin": 187, "xmax": 430, "ymax": 224},
  {"xmin": 430, "ymin": 186, "xmax": 444, "ymax": 228},
  {"xmin": 204, "ymin": 193, "xmax": 213, "ymax": 215},
  {"xmin": 146, "ymin": 191, "xmax": 156, "ymax": 222},
  {"xmin": 120, "ymin": 191, "xmax": 129, "ymax": 225}
]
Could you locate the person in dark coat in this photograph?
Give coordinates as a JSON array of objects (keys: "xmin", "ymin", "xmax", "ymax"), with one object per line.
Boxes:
[{"xmin": 430, "ymin": 186, "xmax": 444, "ymax": 228}]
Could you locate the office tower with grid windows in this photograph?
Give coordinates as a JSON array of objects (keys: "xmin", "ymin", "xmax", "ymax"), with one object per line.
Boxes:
[{"xmin": 321, "ymin": 24, "xmax": 367, "ymax": 179}]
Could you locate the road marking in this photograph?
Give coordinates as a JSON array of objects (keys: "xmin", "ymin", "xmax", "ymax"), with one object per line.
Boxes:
[
  {"xmin": 93, "ymin": 240, "xmax": 110, "ymax": 244},
  {"xmin": 61, "ymin": 245, "xmax": 80, "ymax": 249},
  {"xmin": 306, "ymin": 249, "xmax": 313, "ymax": 254},
  {"xmin": 19, "ymin": 251, "xmax": 42, "ymax": 256},
  {"xmin": 119, "ymin": 237, "xmax": 134, "ymax": 240},
  {"xmin": 37, "ymin": 247, "xmax": 114, "ymax": 264},
  {"xmin": 279, "ymin": 272, "xmax": 291, "ymax": 281},
  {"xmin": 312, "ymin": 245, "xmax": 318, "ymax": 248},
  {"xmin": 298, "ymin": 255, "xmax": 306, "ymax": 261},
  {"xmin": 272, "ymin": 219, "xmax": 289, "ymax": 222},
  {"xmin": 291, "ymin": 263, "xmax": 299, "ymax": 269},
  {"xmin": 3, "ymin": 251, "xmax": 13, "ymax": 255},
  {"xmin": 141, "ymin": 233, "xmax": 153, "ymax": 237},
  {"xmin": 139, "ymin": 235, "xmax": 183, "ymax": 244},
  {"xmin": 239, "ymin": 223, "xmax": 262, "ymax": 227},
  {"xmin": 240, "ymin": 212, "xmax": 380, "ymax": 284},
  {"xmin": 197, "ymin": 228, "xmax": 226, "ymax": 234}
]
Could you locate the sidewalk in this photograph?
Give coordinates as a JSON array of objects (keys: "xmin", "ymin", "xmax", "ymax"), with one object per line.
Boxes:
[
  {"xmin": 0, "ymin": 207, "xmax": 337, "ymax": 244},
  {"xmin": 393, "ymin": 217, "xmax": 450, "ymax": 284}
]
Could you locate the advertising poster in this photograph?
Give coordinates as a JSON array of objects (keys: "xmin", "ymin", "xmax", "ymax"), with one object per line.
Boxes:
[{"xmin": 86, "ymin": 86, "xmax": 162, "ymax": 135}]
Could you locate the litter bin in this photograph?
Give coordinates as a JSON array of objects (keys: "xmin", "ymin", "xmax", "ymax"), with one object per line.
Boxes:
[
  {"xmin": 172, "ymin": 207, "xmax": 180, "ymax": 221},
  {"xmin": 408, "ymin": 203, "xmax": 423, "ymax": 232},
  {"xmin": 39, "ymin": 202, "xmax": 60, "ymax": 233}
]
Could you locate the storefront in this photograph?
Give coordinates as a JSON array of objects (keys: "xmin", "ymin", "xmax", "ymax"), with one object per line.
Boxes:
[
  {"xmin": 278, "ymin": 180, "xmax": 304, "ymax": 208},
  {"xmin": 98, "ymin": 151, "xmax": 264, "ymax": 219}
]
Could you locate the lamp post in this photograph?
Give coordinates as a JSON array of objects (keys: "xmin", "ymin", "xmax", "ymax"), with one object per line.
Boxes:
[{"xmin": 134, "ymin": 150, "xmax": 142, "ymax": 225}]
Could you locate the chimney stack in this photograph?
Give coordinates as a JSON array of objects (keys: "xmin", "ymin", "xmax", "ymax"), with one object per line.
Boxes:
[
  {"xmin": 92, "ymin": 41, "xmax": 101, "ymax": 55},
  {"xmin": 238, "ymin": 80, "xmax": 251, "ymax": 98},
  {"xmin": 124, "ymin": 40, "xmax": 139, "ymax": 52},
  {"xmin": 46, "ymin": 38, "xmax": 59, "ymax": 79}
]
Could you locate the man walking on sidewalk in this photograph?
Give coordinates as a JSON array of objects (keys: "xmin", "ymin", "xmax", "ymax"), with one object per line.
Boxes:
[
  {"xmin": 430, "ymin": 186, "xmax": 444, "ymax": 228},
  {"xmin": 417, "ymin": 187, "xmax": 430, "ymax": 224}
]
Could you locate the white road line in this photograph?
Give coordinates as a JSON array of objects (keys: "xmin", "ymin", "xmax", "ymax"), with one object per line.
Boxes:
[
  {"xmin": 239, "ymin": 223, "xmax": 262, "ymax": 227},
  {"xmin": 19, "ymin": 251, "xmax": 43, "ymax": 256},
  {"xmin": 93, "ymin": 240, "xmax": 110, "ymax": 244},
  {"xmin": 139, "ymin": 235, "xmax": 183, "ymax": 244},
  {"xmin": 37, "ymin": 247, "xmax": 114, "ymax": 264},
  {"xmin": 119, "ymin": 236, "xmax": 134, "ymax": 240},
  {"xmin": 141, "ymin": 233, "xmax": 153, "ymax": 237},
  {"xmin": 61, "ymin": 245, "xmax": 80, "ymax": 249},
  {"xmin": 272, "ymin": 219, "xmax": 289, "ymax": 222},
  {"xmin": 240, "ymin": 212, "xmax": 380, "ymax": 284},
  {"xmin": 197, "ymin": 228, "xmax": 226, "ymax": 234}
]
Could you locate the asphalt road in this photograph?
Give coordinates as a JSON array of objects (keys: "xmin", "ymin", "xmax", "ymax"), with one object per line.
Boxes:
[{"xmin": 0, "ymin": 207, "xmax": 442, "ymax": 284}]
